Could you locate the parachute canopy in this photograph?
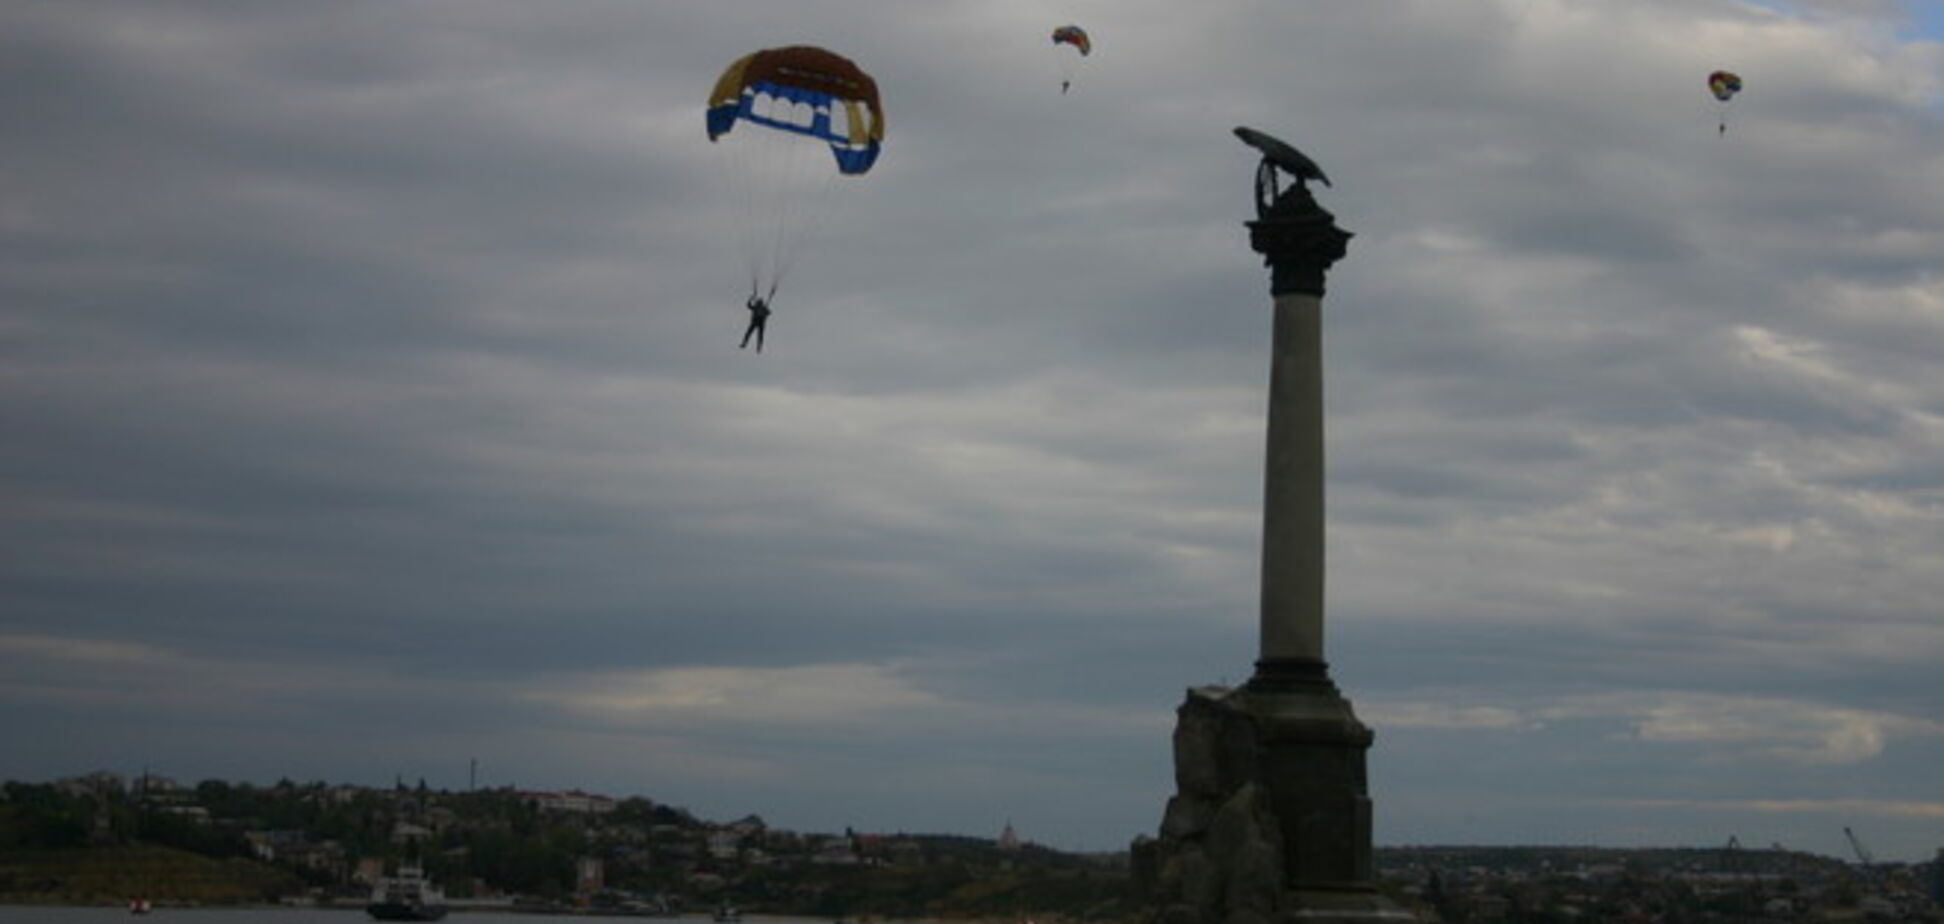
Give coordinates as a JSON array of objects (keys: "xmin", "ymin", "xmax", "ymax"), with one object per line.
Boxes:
[
  {"xmin": 1052, "ymin": 25, "xmax": 1092, "ymax": 56},
  {"xmin": 707, "ymin": 45, "xmax": 884, "ymax": 175},
  {"xmin": 1708, "ymin": 70, "xmax": 1743, "ymax": 102}
]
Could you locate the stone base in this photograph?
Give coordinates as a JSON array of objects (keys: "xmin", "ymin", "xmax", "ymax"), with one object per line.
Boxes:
[{"xmin": 1132, "ymin": 660, "xmax": 1413, "ymax": 924}]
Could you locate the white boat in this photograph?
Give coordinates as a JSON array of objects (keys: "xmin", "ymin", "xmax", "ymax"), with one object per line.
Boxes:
[{"xmin": 366, "ymin": 863, "xmax": 449, "ymax": 921}]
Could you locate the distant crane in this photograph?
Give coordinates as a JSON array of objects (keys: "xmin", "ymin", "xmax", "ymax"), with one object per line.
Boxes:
[
  {"xmin": 1844, "ymin": 825, "xmax": 1888, "ymax": 897},
  {"xmin": 1845, "ymin": 826, "xmax": 1877, "ymax": 869}
]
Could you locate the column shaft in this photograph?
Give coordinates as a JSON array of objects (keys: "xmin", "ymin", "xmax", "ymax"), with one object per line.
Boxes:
[{"xmin": 1260, "ymin": 291, "xmax": 1325, "ymax": 664}]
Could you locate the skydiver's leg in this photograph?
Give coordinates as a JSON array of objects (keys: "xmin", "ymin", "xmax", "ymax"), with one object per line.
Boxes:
[
  {"xmin": 741, "ymin": 317, "xmax": 758, "ymax": 349},
  {"xmin": 755, "ymin": 319, "xmax": 765, "ymax": 353}
]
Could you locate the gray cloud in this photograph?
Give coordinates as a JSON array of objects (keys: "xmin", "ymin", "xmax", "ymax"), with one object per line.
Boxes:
[{"xmin": 3, "ymin": 0, "xmax": 1941, "ymax": 860}]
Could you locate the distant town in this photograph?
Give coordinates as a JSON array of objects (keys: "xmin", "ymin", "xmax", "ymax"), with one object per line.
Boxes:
[{"xmin": 1, "ymin": 771, "xmax": 1938, "ymax": 922}]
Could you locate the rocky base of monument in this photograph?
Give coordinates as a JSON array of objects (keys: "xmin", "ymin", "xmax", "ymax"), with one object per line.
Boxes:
[{"xmin": 1131, "ymin": 684, "xmax": 1414, "ymax": 924}]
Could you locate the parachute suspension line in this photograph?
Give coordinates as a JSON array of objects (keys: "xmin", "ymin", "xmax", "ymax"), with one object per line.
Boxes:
[
  {"xmin": 762, "ymin": 125, "xmax": 818, "ymax": 295},
  {"xmin": 1052, "ymin": 49, "xmax": 1076, "ymax": 93},
  {"xmin": 716, "ymin": 107, "xmax": 772, "ymax": 299},
  {"xmin": 766, "ymin": 162, "xmax": 843, "ymax": 298},
  {"xmin": 1707, "ymin": 71, "xmax": 1742, "ymax": 138},
  {"xmin": 749, "ymin": 122, "xmax": 804, "ymax": 295},
  {"xmin": 718, "ymin": 109, "xmax": 844, "ymax": 302}
]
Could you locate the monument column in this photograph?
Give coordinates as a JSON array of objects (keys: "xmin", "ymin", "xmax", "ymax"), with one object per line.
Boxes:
[
  {"xmin": 1132, "ymin": 130, "xmax": 1409, "ymax": 924},
  {"xmin": 1255, "ymin": 214, "xmax": 1339, "ymax": 668}
]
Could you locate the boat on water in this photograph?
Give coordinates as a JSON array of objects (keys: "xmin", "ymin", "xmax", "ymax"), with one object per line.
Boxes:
[
  {"xmin": 366, "ymin": 863, "xmax": 449, "ymax": 921},
  {"xmin": 713, "ymin": 902, "xmax": 742, "ymax": 922},
  {"xmin": 128, "ymin": 898, "xmax": 153, "ymax": 915}
]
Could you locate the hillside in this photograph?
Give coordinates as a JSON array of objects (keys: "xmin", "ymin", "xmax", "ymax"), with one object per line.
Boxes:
[{"xmin": 0, "ymin": 844, "xmax": 302, "ymax": 906}]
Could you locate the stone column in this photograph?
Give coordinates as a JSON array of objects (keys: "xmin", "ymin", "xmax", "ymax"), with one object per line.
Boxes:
[
  {"xmin": 1257, "ymin": 242, "xmax": 1331, "ymax": 666},
  {"xmin": 1132, "ymin": 185, "xmax": 1410, "ymax": 924}
]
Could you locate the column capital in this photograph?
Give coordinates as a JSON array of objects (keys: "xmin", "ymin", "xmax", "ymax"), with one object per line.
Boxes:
[{"xmin": 1247, "ymin": 187, "xmax": 1353, "ymax": 298}]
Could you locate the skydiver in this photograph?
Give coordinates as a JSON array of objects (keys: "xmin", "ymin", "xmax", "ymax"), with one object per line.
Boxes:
[
  {"xmin": 1061, "ymin": 79, "xmax": 1070, "ymax": 95},
  {"xmin": 739, "ymin": 293, "xmax": 771, "ymax": 353}
]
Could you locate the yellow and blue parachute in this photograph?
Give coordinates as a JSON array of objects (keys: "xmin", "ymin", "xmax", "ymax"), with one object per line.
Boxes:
[
  {"xmin": 705, "ymin": 46, "xmax": 884, "ymax": 302},
  {"xmin": 707, "ymin": 46, "xmax": 884, "ymax": 175}
]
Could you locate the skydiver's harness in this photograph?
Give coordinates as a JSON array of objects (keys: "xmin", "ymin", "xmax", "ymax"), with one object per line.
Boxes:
[{"xmin": 747, "ymin": 281, "xmax": 775, "ymax": 320}]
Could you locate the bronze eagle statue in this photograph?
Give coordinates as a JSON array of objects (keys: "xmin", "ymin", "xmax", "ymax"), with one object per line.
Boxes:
[{"xmin": 1234, "ymin": 126, "xmax": 1332, "ymax": 219}]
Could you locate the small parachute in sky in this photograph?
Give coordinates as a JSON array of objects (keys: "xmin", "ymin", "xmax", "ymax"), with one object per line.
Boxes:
[
  {"xmin": 1052, "ymin": 24, "xmax": 1092, "ymax": 56},
  {"xmin": 1051, "ymin": 25, "xmax": 1091, "ymax": 94},
  {"xmin": 705, "ymin": 46, "xmax": 884, "ymax": 335},
  {"xmin": 1708, "ymin": 70, "xmax": 1743, "ymax": 135}
]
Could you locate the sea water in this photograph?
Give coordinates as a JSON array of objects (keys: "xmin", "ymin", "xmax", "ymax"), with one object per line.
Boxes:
[{"xmin": 0, "ymin": 911, "xmax": 812, "ymax": 924}]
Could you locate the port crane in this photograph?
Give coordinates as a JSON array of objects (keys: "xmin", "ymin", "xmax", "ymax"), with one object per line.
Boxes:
[
  {"xmin": 1843, "ymin": 825, "xmax": 1888, "ymax": 896},
  {"xmin": 1844, "ymin": 826, "xmax": 1876, "ymax": 869}
]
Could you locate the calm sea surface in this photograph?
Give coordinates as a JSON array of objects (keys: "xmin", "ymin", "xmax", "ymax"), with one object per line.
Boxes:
[{"xmin": 0, "ymin": 912, "xmax": 826, "ymax": 924}]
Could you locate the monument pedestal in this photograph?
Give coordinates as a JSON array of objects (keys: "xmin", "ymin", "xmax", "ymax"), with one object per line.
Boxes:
[
  {"xmin": 1243, "ymin": 659, "xmax": 1377, "ymax": 900},
  {"xmin": 1134, "ymin": 663, "xmax": 1410, "ymax": 924}
]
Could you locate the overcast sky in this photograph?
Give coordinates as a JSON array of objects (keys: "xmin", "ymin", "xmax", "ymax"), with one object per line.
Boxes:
[{"xmin": 4, "ymin": 0, "xmax": 1941, "ymax": 864}]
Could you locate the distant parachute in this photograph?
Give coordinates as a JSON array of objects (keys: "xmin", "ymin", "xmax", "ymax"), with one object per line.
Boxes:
[
  {"xmin": 706, "ymin": 46, "xmax": 884, "ymax": 302},
  {"xmin": 1051, "ymin": 25, "xmax": 1092, "ymax": 93},
  {"xmin": 1052, "ymin": 24, "xmax": 1092, "ymax": 56},
  {"xmin": 1707, "ymin": 70, "xmax": 1743, "ymax": 102},
  {"xmin": 1708, "ymin": 70, "xmax": 1743, "ymax": 135}
]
